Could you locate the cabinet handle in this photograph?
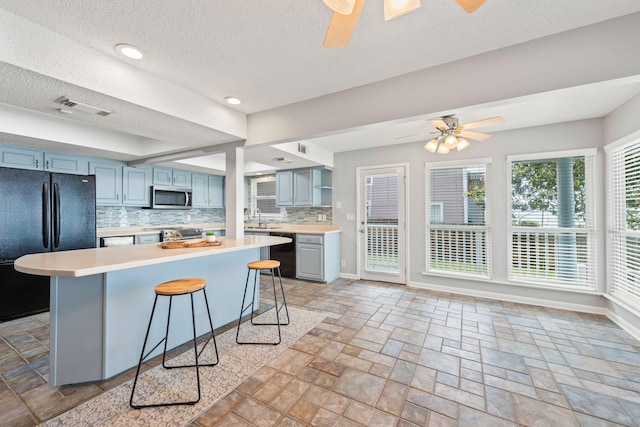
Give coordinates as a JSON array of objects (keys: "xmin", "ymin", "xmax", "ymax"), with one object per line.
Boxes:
[
  {"xmin": 124, "ymin": 194, "xmax": 127, "ymax": 201},
  {"xmin": 35, "ymin": 159, "xmax": 39, "ymax": 168},
  {"xmin": 46, "ymin": 160, "xmax": 50, "ymax": 169},
  {"xmin": 116, "ymin": 194, "xmax": 119, "ymax": 201}
]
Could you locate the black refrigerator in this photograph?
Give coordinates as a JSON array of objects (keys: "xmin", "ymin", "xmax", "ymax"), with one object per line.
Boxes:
[{"xmin": 0, "ymin": 167, "xmax": 96, "ymax": 321}]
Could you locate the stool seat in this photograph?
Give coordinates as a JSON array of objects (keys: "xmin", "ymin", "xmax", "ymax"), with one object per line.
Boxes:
[
  {"xmin": 155, "ymin": 278, "xmax": 206, "ymax": 296},
  {"xmin": 247, "ymin": 260, "xmax": 280, "ymax": 270}
]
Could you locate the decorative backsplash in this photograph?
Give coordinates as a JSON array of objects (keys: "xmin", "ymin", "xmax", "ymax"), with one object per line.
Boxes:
[{"xmin": 96, "ymin": 206, "xmax": 332, "ymax": 228}]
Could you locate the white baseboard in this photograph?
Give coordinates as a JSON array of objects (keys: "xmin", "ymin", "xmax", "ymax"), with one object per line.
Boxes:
[
  {"xmin": 408, "ymin": 280, "xmax": 607, "ymax": 316},
  {"xmin": 340, "ymin": 273, "xmax": 358, "ymax": 280}
]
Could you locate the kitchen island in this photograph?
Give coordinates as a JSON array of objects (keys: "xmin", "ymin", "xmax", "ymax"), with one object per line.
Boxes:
[{"xmin": 14, "ymin": 235, "xmax": 290, "ymax": 387}]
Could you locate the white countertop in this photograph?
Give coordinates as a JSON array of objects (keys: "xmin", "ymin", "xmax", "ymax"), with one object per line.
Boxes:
[
  {"xmin": 14, "ymin": 236, "xmax": 289, "ymax": 278},
  {"xmin": 97, "ymin": 223, "xmax": 341, "ymax": 238}
]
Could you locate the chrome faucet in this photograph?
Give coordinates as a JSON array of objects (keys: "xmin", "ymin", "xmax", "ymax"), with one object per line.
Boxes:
[{"xmin": 253, "ymin": 208, "xmax": 263, "ymax": 228}]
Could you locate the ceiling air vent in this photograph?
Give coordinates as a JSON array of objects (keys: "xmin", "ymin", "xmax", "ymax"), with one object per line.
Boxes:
[
  {"xmin": 56, "ymin": 96, "xmax": 114, "ymax": 116},
  {"xmin": 273, "ymin": 157, "xmax": 293, "ymax": 163},
  {"xmin": 297, "ymin": 142, "xmax": 307, "ymax": 154}
]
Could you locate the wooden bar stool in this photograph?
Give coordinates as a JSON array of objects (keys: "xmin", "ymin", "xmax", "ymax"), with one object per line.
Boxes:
[
  {"xmin": 130, "ymin": 278, "xmax": 219, "ymax": 409},
  {"xmin": 236, "ymin": 260, "xmax": 290, "ymax": 345}
]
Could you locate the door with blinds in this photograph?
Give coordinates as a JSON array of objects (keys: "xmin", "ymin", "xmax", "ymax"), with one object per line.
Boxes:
[{"xmin": 358, "ymin": 166, "xmax": 406, "ymax": 284}]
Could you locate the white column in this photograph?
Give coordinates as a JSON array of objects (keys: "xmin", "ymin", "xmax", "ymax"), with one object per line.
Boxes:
[{"xmin": 225, "ymin": 143, "xmax": 245, "ymax": 239}]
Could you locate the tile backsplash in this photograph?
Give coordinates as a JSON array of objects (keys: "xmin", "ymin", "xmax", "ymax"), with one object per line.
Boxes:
[{"xmin": 96, "ymin": 206, "xmax": 332, "ymax": 228}]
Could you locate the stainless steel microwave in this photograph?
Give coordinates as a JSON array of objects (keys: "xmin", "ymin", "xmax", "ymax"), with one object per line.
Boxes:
[{"xmin": 150, "ymin": 186, "xmax": 192, "ymax": 209}]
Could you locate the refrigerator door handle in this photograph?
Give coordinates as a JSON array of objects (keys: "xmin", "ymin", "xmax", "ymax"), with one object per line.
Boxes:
[
  {"xmin": 53, "ymin": 182, "xmax": 61, "ymax": 248},
  {"xmin": 42, "ymin": 182, "xmax": 50, "ymax": 248}
]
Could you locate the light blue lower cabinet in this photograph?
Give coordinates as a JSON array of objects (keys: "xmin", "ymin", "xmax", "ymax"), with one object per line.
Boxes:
[{"xmin": 296, "ymin": 233, "xmax": 340, "ymax": 283}]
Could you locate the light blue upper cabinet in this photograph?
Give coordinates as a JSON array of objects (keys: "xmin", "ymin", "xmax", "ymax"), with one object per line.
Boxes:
[
  {"xmin": 90, "ymin": 161, "xmax": 122, "ymax": 205},
  {"xmin": 122, "ymin": 166, "xmax": 151, "ymax": 206},
  {"xmin": 172, "ymin": 170, "xmax": 191, "ymax": 188},
  {"xmin": 0, "ymin": 145, "xmax": 43, "ymax": 170},
  {"xmin": 191, "ymin": 173, "xmax": 224, "ymax": 208},
  {"xmin": 275, "ymin": 167, "xmax": 332, "ymax": 207},
  {"xmin": 152, "ymin": 167, "xmax": 173, "ymax": 186},
  {"xmin": 153, "ymin": 167, "xmax": 191, "ymax": 188},
  {"xmin": 275, "ymin": 170, "xmax": 294, "ymax": 206},
  {"xmin": 208, "ymin": 175, "xmax": 224, "ymax": 208},
  {"xmin": 293, "ymin": 168, "xmax": 312, "ymax": 206},
  {"xmin": 44, "ymin": 152, "xmax": 89, "ymax": 175}
]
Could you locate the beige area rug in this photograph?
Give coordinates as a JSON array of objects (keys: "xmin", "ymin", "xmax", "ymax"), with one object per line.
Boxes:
[{"xmin": 43, "ymin": 307, "xmax": 326, "ymax": 426}]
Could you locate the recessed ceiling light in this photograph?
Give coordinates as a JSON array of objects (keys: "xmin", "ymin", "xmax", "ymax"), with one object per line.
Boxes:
[
  {"xmin": 224, "ymin": 96, "xmax": 242, "ymax": 105},
  {"xmin": 115, "ymin": 44, "xmax": 144, "ymax": 59}
]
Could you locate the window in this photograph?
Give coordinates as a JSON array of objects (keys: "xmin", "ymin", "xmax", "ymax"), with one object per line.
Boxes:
[
  {"xmin": 426, "ymin": 161, "xmax": 491, "ymax": 277},
  {"xmin": 508, "ymin": 150, "xmax": 596, "ymax": 288},
  {"xmin": 249, "ymin": 176, "xmax": 280, "ymax": 216},
  {"xmin": 607, "ymin": 140, "xmax": 640, "ymax": 308}
]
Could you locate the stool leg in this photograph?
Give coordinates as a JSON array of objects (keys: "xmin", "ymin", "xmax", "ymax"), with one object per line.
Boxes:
[
  {"xmin": 236, "ymin": 268, "xmax": 254, "ymax": 344},
  {"xmin": 161, "ymin": 296, "xmax": 174, "ymax": 368},
  {"xmin": 130, "ymin": 295, "xmax": 160, "ymax": 408},
  {"xmin": 275, "ymin": 266, "xmax": 290, "ymax": 326}
]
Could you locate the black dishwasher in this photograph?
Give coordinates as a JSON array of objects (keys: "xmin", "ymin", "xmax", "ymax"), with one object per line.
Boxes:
[{"xmin": 269, "ymin": 233, "xmax": 296, "ymax": 278}]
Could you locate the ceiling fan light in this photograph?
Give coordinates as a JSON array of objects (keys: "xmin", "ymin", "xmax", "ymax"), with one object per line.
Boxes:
[
  {"xmin": 424, "ymin": 138, "xmax": 438, "ymax": 152},
  {"xmin": 444, "ymin": 134, "xmax": 458, "ymax": 146},
  {"xmin": 455, "ymin": 138, "xmax": 470, "ymax": 151},
  {"xmin": 323, "ymin": 0, "xmax": 356, "ymax": 15},
  {"xmin": 384, "ymin": 0, "xmax": 421, "ymax": 21},
  {"xmin": 437, "ymin": 144, "xmax": 450, "ymax": 154}
]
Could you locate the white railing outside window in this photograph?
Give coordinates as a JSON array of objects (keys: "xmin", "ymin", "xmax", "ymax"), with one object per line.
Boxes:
[{"xmin": 425, "ymin": 161, "xmax": 491, "ymax": 278}]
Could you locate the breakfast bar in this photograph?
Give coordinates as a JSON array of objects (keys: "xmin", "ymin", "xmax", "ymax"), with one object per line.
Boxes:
[{"xmin": 14, "ymin": 235, "xmax": 290, "ymax": 387}]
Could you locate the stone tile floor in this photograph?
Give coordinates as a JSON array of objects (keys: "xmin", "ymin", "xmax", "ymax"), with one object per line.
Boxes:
[{"xmin": 2, "ymin": 277, "xmax": 640, "ymax": 426}]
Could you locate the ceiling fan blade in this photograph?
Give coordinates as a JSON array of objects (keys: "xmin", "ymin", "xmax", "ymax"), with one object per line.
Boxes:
[
  {"xmin": 457, "ymin": 130, "xmax": 492, "ymax": 141},
  {"xmin": 426, "ymin": 119, "xmax": 448, "ymax": 130},
  {"xmin": 460, "ymin": 116, "xmax": 505, "ymax": 130},
  {"xmin": 395, "ymin": 130, "xmax": 438, "ymax": 140},
  {"xmin": 455, "ymin": 0, "xmax": 486, "ymax": 13},
  {"xmin": 323, "ymin": 0, "xmax": 365, "ymax": 48}
]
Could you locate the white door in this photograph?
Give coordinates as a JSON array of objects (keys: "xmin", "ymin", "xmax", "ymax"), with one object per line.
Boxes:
[{"xmin": 357, "ymin": 166, "xmax": 407, "ymax": 284}]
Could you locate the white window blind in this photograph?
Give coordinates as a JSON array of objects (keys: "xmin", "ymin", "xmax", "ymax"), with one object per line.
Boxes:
[
  {"xmin": 607, "ymin": 140, "xmax": 640, "ymax": 307},
  {"xmin": 249, "ymin": 176, "xmax": 280, "ymax": 214},
  {"xmin": 426, "ymin": 163, "xmax": 491, "ymax": 277},
  {"xmin": 508, "ymin": 152, "xmax": 596, "ymax": 288}
]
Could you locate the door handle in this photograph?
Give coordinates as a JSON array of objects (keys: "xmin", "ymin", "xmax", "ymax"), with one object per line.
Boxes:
[
  {"xmin": 53, "ymin": 182, "xmax": 61, "ymax": 248},
  {"xmin": 42, "ymin": 182, "xmax": 50, "ymax": 248},
  {"xmin": 359, "ymin": 229, "xmax": 365, "ymax": 233}
]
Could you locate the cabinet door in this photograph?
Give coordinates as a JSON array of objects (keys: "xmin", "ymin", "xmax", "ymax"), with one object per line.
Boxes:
[
  {"xmin": 297, "ymin": 244, "xmax": 324, "ymax": 281},
  {"xmin": 275, "ymin": 170, "xmax": 293, "ymax": 206},
  {"xmin": 90, "ymin": 162, "xmax": 122, "ymax": 205},
  {"xmin": 191, "ymin": 173, "xmax": 208, "ymax": 207},
  {"xmin": 122, "ymin": 166, "xmax": 150, "ymax": 206},
  {"xmin": 172, "ymin": 170, "xmax": 192, "ymax": 188},
  {"xmin": 0, "ymin": 145, "xmax": 43, "ymax": 170},
  {"xmin": 152, "ymin": 167, "xmax": 173, "ymax": 186},
  {"xmin": 44, "ymin": 152, "xmax": 88, "ymax": 174},
  {"xmin": 293, "ymin": 168, "xmax": 312, "ymax": 206},
  {"xmin": 207, "ymin": 175, "xmax": 224, "ymax": 208}
]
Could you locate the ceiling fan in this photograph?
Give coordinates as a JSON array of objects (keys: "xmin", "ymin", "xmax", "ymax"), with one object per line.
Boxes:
[
  {"xmin": 396, "ymin": 114, "xmax": 505, "ymax": 154},
  {"xmin": 323, "ymin": 0, "xmax": 487, "ymax": 48}
]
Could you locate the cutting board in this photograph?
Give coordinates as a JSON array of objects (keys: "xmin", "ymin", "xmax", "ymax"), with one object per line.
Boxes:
[{"xmin": 159, "ymin": 240, "xmax": 222, "ymax": 249}]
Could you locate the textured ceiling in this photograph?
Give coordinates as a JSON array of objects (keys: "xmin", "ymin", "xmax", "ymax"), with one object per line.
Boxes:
[{"xmin": 1, "ymin": 0, "xmax": 640, "ymax": 170}]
